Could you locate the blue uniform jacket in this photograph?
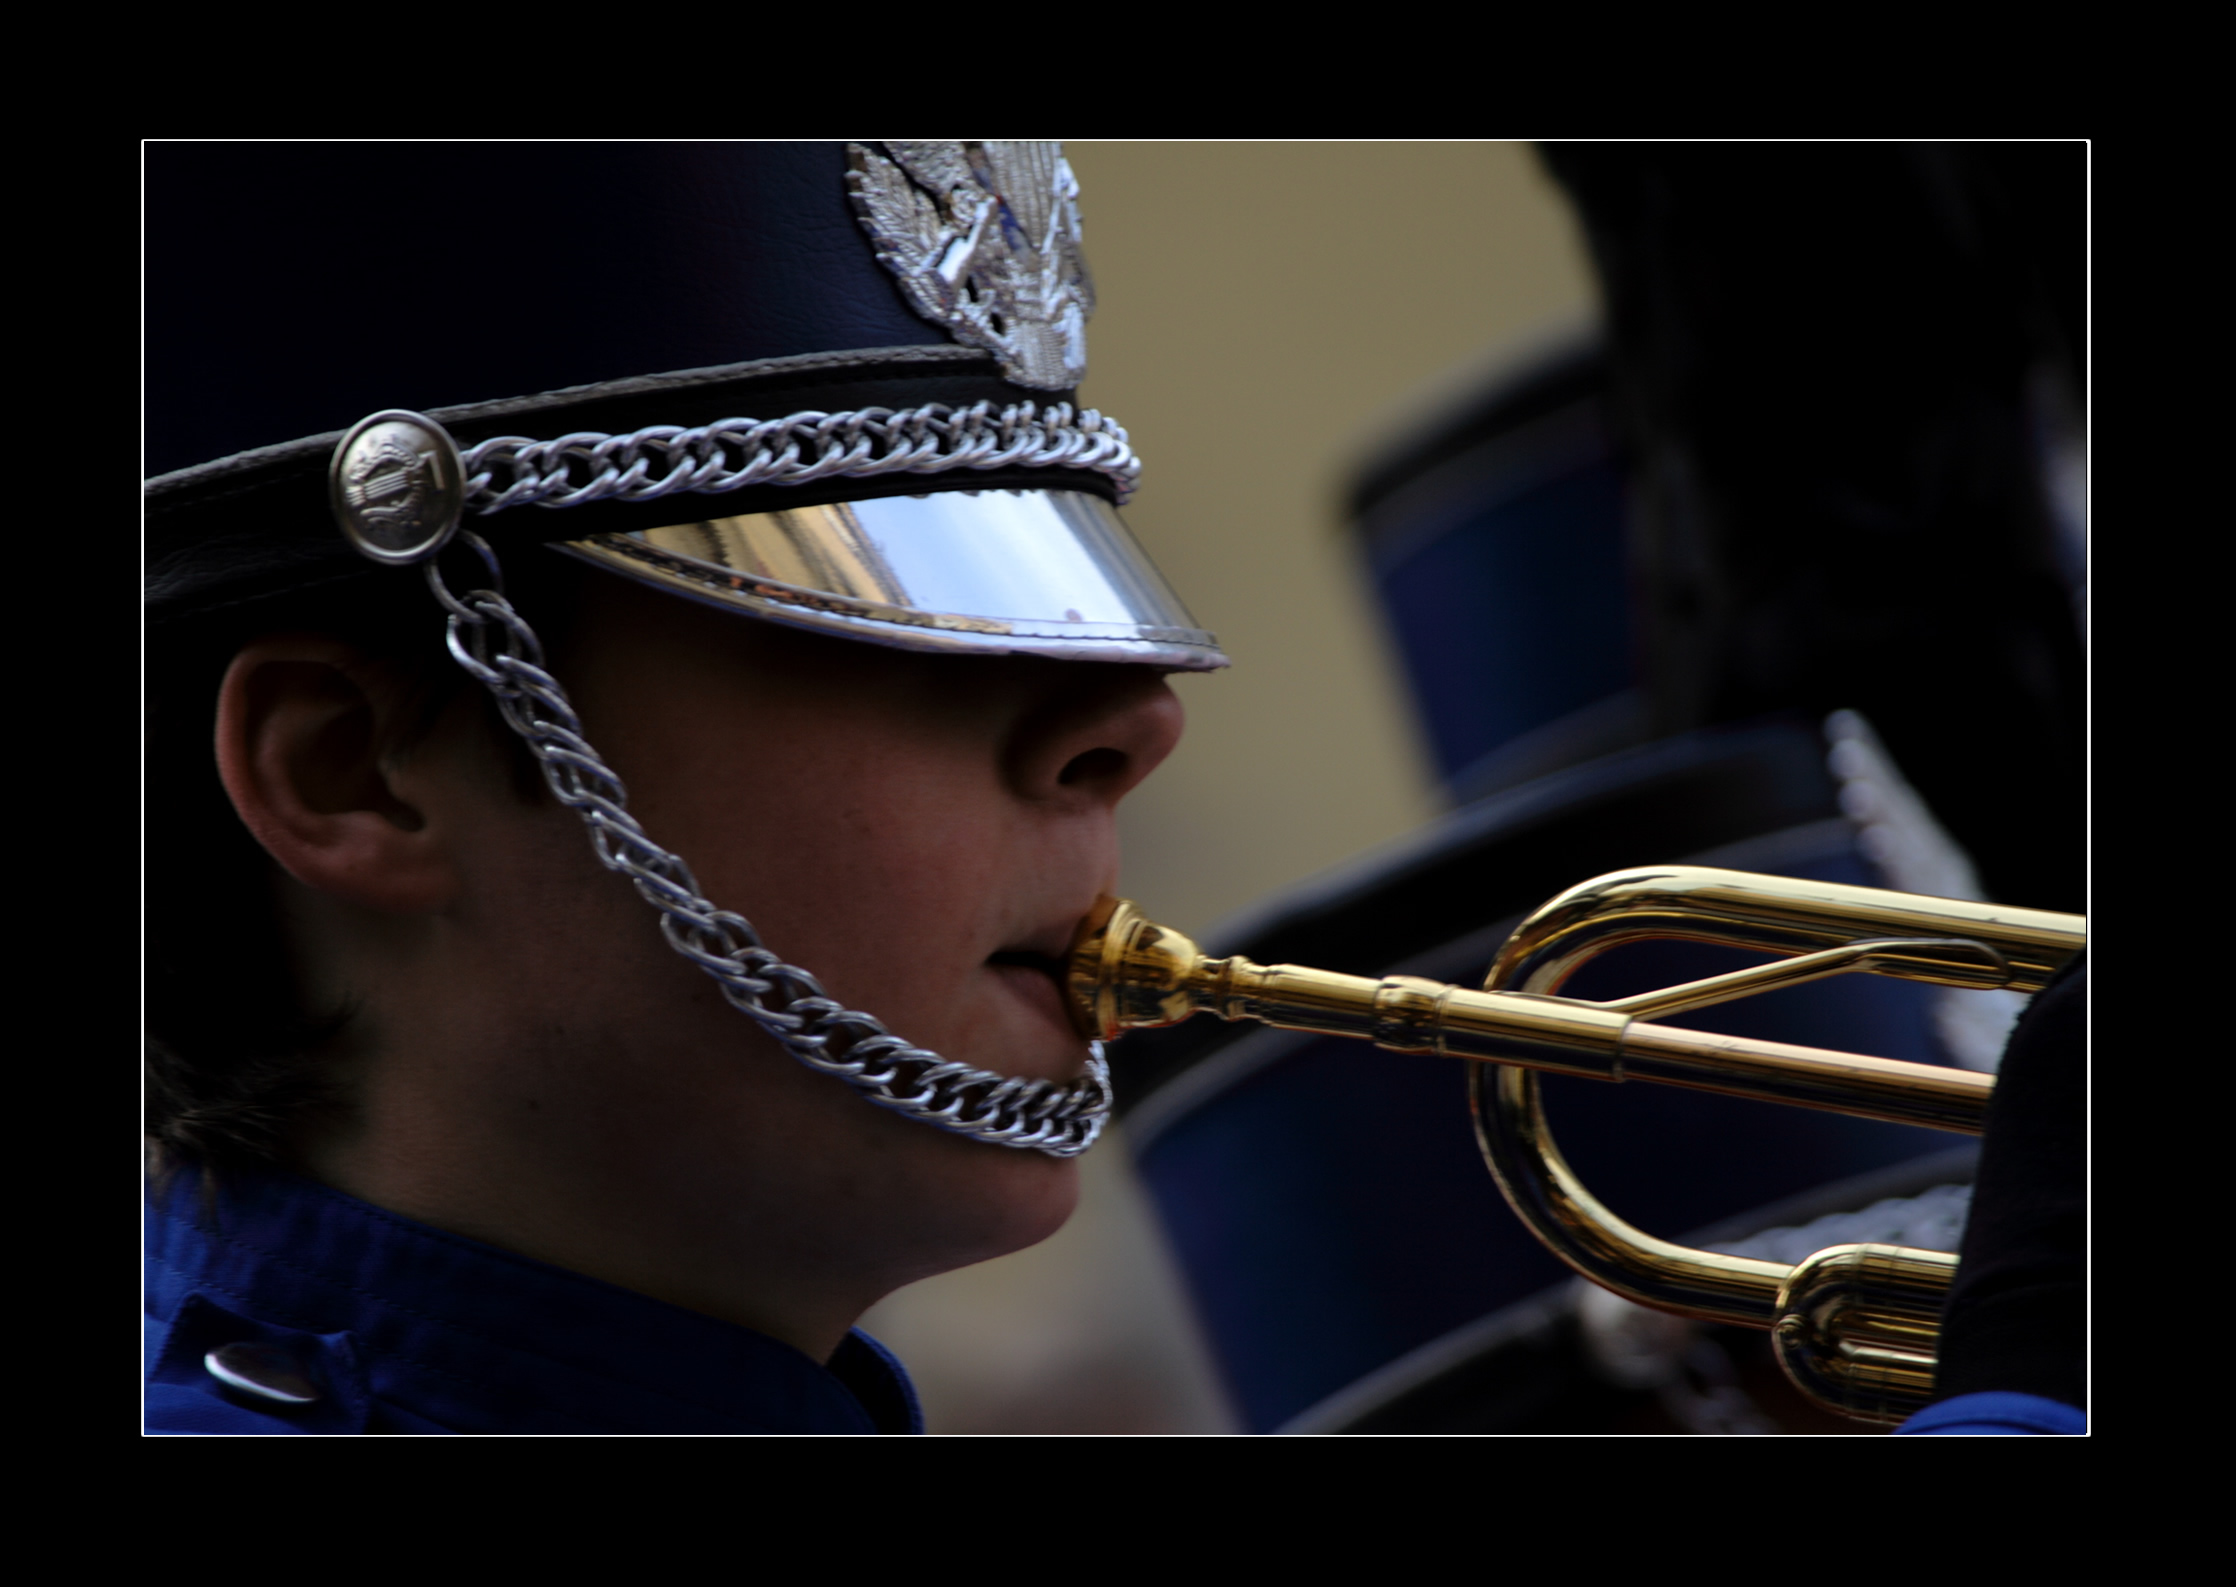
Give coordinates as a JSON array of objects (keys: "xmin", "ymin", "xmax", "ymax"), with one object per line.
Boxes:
[{"xmin": 146, "ymin": 1165, "xmax": 923, "ymax": 1435}]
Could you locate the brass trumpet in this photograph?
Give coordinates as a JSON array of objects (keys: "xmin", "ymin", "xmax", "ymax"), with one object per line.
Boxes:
[{"xmin": 1065, "ymin": 866, "xmax": 2085, "ymax": 1424}]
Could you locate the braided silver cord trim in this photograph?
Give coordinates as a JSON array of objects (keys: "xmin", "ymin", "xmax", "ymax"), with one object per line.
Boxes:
[
  {"xmin": 425, "ymin": 531, "xmax": 1112, "ymax": 1158},
  {"xmin": 461, "ymin": 400, "xmax": 1139, "ymax": 515}
]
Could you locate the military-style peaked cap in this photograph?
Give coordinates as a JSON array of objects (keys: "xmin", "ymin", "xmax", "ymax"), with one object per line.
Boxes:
[{"xmin": 145, "ymin": 142, "xmax": 1226, "ymax": 669}]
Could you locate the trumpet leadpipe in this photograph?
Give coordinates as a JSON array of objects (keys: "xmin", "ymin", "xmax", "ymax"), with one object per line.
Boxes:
[{"xmin": 1064, "ymin": 895, "xmax": 1993, "ymax": 1132}]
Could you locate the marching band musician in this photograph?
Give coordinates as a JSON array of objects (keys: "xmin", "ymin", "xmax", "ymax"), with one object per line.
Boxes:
[
  {"xmin": 145, "ymin": 141, "xmax": 2081, "ymax": 1435},
  {"xmin": 144, "ymin": 141, "xmax": 1221, "ymax": 1433}
]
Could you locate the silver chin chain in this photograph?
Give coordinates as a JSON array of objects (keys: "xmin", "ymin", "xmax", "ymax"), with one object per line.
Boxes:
[
  {"xmin": 426, "ymin": 532, "xmax": 1112, "ymax": 1158},
  {"xmin": 330, "ymin": 409, "xmax": 1111, "ymax": 1159}
]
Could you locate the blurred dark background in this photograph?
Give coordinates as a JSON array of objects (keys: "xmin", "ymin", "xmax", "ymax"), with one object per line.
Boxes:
[{"xmin": 1542, "ymin": 144, "xmax": 2084, "ymax": 913}]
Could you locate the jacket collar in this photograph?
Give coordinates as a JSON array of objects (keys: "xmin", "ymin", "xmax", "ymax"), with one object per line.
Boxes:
[{"xmin": 146, "ymin": 1164, "xmax": 922, "ymax": 1434}]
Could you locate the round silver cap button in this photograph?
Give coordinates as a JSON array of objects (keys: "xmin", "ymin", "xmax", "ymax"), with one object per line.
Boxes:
[
  {"xmin": 330, "ymin": 410, "xmax": 466, "ymax": 565},
  {"xmin": 204, "ymin": 1341, "xmax": 322, "ymax": 1405}
]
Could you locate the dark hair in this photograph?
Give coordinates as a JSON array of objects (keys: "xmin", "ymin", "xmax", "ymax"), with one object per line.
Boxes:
[{"xmin": 144, "ymin": 552, "xmax": 580, "ymax": 1178}]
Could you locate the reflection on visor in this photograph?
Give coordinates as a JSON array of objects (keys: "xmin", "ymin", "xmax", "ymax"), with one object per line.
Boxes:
[{"xmin": 556, "ymin": 490, "xmax": 1229, "ymax": 669}]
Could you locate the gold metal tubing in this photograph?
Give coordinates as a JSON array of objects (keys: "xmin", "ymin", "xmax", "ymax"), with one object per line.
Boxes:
[
  {"xmin": 1473, "ymin": 1062, "xmax": 1792, "ymax": 1329},
  {"xmin": 1597, "ymin": 935, "xmax": 2011, "ymax": 1020},
  {"xmin": 1488, "ymin": 866, "xmax": 2081, "ymax": 1001},
  {"xmin": 1465, "ymin": 866, "xmax": 2080, "ymax": 1423},
  {"xmin": 1065, "ymin": 896, "xmax": 1629, "ymax": 1077},
  {"xmin": 1064, "ymin": 866, "xmax": 2087, "ymax": 1424},
  {"xmin": 1615, "ymin": 1023, "xmax": 1990, "ymax": 1133},
  {"xmin": 1065, "ymin": 895, "xmax": 1995, "ymax": 1128},
  {"xmin": 1770, "ymin": 1245, "xmax": 1960, "ymax": 1424}
]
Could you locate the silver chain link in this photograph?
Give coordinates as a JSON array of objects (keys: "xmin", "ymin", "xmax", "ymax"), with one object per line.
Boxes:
[
  {"xmin": 462, "ymin": 400, "xmax": 1139, "ymax": 514},
  {"xmin": 425, "ymin": 531, "xmax": 1112, "ymax": 1158}
]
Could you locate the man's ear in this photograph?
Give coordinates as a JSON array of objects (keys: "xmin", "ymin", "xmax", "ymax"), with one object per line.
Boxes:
[{"xmin": 214, "ymin": 637, "xmax": 461, "ymax": 914}]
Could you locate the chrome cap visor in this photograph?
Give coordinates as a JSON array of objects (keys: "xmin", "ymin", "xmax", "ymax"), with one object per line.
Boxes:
[{"xmin": 556, "ymin": 489, "xmax": 1227, "ymax": 669}]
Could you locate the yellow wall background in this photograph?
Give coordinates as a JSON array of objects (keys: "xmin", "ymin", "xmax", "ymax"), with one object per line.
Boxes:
[
  {"xmin": 863, "ymin": 143, "xmax": 1606, "ymax": 1431},
  {"xmin": 1068, "ymin": 141, "xmax": 1600, "ymax": 935}
]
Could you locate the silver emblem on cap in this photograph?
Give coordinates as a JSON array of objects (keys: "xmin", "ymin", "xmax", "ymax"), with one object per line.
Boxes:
[
  {"xmin": 330, "ymin": 409, "xmax": 466, "ymax": 565},
  {"xmin": 846, "ymin": 142, "xmax": 1094, "ymax": 392},
  {"xmin": 204, "ymin": 1341, "xmax": 322, "ymax": 1405}
]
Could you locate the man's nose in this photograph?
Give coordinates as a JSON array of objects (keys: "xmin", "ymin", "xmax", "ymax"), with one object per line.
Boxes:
[{"xmin": 1006, "ymin": 669, "xmax": 1186, "ymax": 807}]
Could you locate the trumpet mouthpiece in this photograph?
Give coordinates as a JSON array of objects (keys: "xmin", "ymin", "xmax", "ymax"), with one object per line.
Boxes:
[{"xmin": 1064, "ymin": 896, "xmax": 1213, "ymax": 1040}]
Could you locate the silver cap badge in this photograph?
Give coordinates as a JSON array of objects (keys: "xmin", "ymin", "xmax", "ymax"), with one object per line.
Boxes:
[{"xmin": 846, "ymin": 142, "xmax": 1094, "ymax": 391}]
